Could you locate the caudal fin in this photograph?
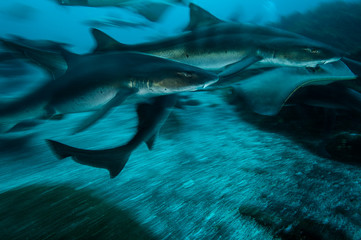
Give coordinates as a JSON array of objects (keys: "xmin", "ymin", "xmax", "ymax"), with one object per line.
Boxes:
[
  {"xmin": 46, "ymin": 139, "xmax": 131, "ymax": 178},
  {"xmin": 0, "ymin": 38, "xmax": 67, "ymax": 79}
]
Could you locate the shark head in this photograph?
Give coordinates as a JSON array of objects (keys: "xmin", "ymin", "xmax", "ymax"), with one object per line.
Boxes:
[
  {"xmin": 260, "ymin": 37, "xmax": 343, "ymax": 67},
  {"xmin": 150, "ymin": 62, "xmax": 219, "ymax": 93},
  {"xmin": 132, "ymin": 55, "xmax": 219, "ymax": 94}
]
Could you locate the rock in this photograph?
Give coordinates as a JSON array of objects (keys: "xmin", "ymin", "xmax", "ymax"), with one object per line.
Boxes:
[{"xmin": 238, "ymin": 204, "xmax": 350, "ymax": 240}]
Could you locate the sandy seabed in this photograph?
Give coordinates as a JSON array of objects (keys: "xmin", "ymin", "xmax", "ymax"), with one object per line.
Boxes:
[{"xmin": 0, "ymin": 90, "xmax": 360, "ymax": 239}]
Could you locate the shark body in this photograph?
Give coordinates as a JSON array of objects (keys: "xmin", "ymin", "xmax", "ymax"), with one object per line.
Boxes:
[
  {"xmin": 0, "ymin": 51, "xmax": 217, "ymax": 133},
  {"xmin": 91, "ymin": 3, "xmax": 343, "ymax": 74}
]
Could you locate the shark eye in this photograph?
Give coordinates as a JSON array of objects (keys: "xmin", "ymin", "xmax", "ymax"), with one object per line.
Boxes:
[
  {"xmin": 177, "ymin": 72, "xmax": 194, "ymax": 78},
  {"xmin": 304, "ymin": 48, "xmax": 321, "ymax": 54}
]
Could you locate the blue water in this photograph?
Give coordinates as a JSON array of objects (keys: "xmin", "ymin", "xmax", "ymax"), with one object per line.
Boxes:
[
  {"xmin": 0, "ymin": 0, "xmax": 361, "ymax": 239},
  {"xmin": 0, "ymin": 0, "xmax": 358, "ymax": 52}
]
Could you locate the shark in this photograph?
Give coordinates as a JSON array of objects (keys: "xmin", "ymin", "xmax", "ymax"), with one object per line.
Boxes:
[
  {"xmin": 54, "ymin": 0, "xmax": 187, "ymax": 22},
  {"xmin": 90, "ymin": 3, "xmax": 343, "ymax": 75},
  {"xmin": 2, "ymin": 3, "xmax": 344, "ymax": 82},
  {"xmin": 46, "ymin": 94, "xmax": 178, "ymax": 178},
  {"xmin": 45, "ymin": 61, "xmax": 358, "ymax": 179},
  {"xmin": 229, "ymin": 60, "xmax": 357, "ymax": 116},
  {"xmin": 0, "ymin": 51, "xmax": 218, "ymax": 134}
]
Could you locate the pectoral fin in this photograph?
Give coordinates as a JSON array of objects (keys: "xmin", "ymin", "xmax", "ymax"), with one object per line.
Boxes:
[
  {"xmin": 72, "ymin": 88, "xmax": 137, "ymax": 134},
  {"xmin": 233, "ymin": 61, "xmax": 356, "ymax": 116},
  {"xmin": 135, "ymin": 101, "xmax": 158, "ymax": 150},
  {"xmin": 129, "ymin": 94, "xmax": 178, "ymax": 150},
  {"xmin": 145, "ymin": 134, "xmax": 157, "ymax": 150},
  {"xmin": 342, "ymin": 57, "xmax": 361, "ymax": 76},
  {"xmin": 218, "ymin": 56, "xmax": 262, "ymax": 79},
  {"xmin": 5, "ymin": 119, "xmax": 43, "ymax": 133}
]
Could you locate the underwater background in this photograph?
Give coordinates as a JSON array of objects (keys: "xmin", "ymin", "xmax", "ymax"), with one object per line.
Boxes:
[{"xmin": 1, "ymin": 0, "xmax": 361, "ymax": 239}]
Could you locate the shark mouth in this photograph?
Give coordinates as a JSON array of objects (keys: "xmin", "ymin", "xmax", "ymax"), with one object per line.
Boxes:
[
  {"xmin": 202, "ymin": 78, "xmax": 219, "ymax": 89},
  {"xmin": 322, "ymin": 57, "xmax": 342, "ymax": 64}
]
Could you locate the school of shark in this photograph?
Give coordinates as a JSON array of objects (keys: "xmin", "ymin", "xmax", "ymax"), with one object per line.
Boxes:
[{"xmin": 1, "ymin": 1, "xmax": 360, "ymax": 179}]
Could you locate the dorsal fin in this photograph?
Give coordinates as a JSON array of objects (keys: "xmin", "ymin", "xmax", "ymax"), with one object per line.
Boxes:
[
  {"xmin": 184, "ymin": 3, "xmax": 224, "ymax": 31},
  {"xmin": 91, "ymin": 28, "xmax": 128, "ymax": 53}
]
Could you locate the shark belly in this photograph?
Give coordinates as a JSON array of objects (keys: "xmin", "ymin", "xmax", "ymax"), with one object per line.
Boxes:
[
  {"xmin": 258, "ymin": 57, "xmax": 341, "ymax": 68},
  {"xmin": 149, "ymin": 49, "xmax": 247, "ymax": 71},
  {"xmin": 53, "ymin": 86, "xmax": 119, "ymax": 114}
]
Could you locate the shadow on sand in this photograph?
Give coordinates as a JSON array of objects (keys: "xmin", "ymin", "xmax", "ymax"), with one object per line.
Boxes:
[{"xmin": 0, "ymin": 184, "xmax": 157, "ymax": 239}]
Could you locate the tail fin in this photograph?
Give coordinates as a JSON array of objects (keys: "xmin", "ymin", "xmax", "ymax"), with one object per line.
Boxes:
[
  {"xmin": 46, "ymin": 139, "xmax": 131, "ymax": 178},
  {"xmin": 0, "ymin": 38, "xmax": 67, "ymax": 79}
]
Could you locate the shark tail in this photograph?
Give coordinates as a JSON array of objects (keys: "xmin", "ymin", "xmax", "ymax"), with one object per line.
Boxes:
[
  {"xmin": 0, "ymin": 38, "xmax": 67, "ymax": 79},
  {"xmin": 46, "ymin": 139, "xmax": 131, "ymax": 178}
]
